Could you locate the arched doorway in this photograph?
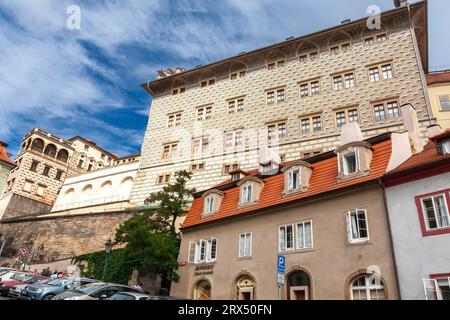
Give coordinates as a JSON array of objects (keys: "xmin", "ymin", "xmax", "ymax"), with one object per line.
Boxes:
[
  {"xmin": 287, "ymin": 270, "xmax": 311, "ymax": 300},
  {"xmin": 193, "ymin": 279, "xmax": 211, "ymax": 300},
  {"xmin": 234, "ymin": 274, "xmax": 256, "ymax": 300}
]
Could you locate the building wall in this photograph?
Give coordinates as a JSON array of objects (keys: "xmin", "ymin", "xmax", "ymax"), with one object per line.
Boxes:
[
  {"xmin": 69, "ymin": 139, "xmax": 114, "ymax": 172},
  {"xmin": 385, "ymin": 172, "xmax": 450, "ymax": 300},
  {"xmin": 131, "ymin": 18, "xmax": 432, "ymax": 205},
  {"xmin": 0, "ymin": 193, "xmax": 52, "ymax": 221},
  {"xmin": 427, "ymin": 83, "xmax": 450, "ymax": 129},
  {"xmin": 52, "ymin": 161, "xmax": 138, "ymax": 213},
  {"xmin": 171, "ymin": 185, "xmax": 398, "ymax": 300},
  {"xmin": 0, "ymin": 163, "xmax": 13, "ymax": 195},
  {"xmin": 0, "ymin": 210, "xmax": 137, "ymax": 262}
]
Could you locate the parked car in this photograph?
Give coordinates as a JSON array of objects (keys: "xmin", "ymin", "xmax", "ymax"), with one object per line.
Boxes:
[
  {"xmin": 1, "ymin": 273, "xmax": 47, "ymax": 297},
  {"xmin": 109, "ymin": 292, "xmax": 153, "ymax": 300},
  {"xmin": 0, "ymin": 272, "xmax": 34, "ymax": 295},
  {"xmin": 0, "ymin": 268, "xmax": 17, "ymax": 277},
  {"xmin": 53, "ymin": 283, "xmax": 141, "ymax": 300},
  {"xmin": 8, "ymin": 278, "xmax": 52, "ymax": 299},
  {"xmin": 0, "ymin": 270, "xmax": 31, "ymax": 282},
  {"xmin": 21, "ymin": 277, "xmax": 97, "ymax": 300}
]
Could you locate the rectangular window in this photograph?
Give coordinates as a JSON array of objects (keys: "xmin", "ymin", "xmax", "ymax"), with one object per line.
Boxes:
[
  {"xmin": 377, "ymin": 33, "xmax": 387, "ymax": 42},
  {"xmin": 348, "ymin": 109, "xmax": 359, "ymax": 123},
  {"xmin": 197, "ymin": 106, "xmax": 212, "ymax": 121},
  {"xmin": 299, "ymin": 54, "xmax": 308, "ymax": 62},
  {"xmin": 235, "ymin": 130, "xmax": 243, "ymax": 146},
  {"xmin": 161, "ymin": 143, "xmax": 177, "ymax": 160},
  {"xmin": 36, "ymin": 184, "xmax": 46, "ymax": 197},
  {"xmin": 43, "ymin": 166, "xmax": 50, "ymax": 177},
  {"xmin": 188, "ymin": 242, "xmax": 196, "ymax": 263},
  {"xmin": 267, "ymin": 122, "xmax": 286, "ymax": 140},
  {"xmin": 56, "ymin": 170, "xmax": 64, "ymax": 181},
  {"xmin": 267, "ymin": 91, "xmax": 275, "ymax": 104},
  {"xmin": 312, "ymin": 116, "xmax": 322, "ymax": 132},
  {"xmin": 347, "ymin": 209, "xmax": 369, "ymax": 243},
  {"xmin": 228, "ymin": 98, "xmax": 245, "ymax": 113},
  {"xmin": 167, "ymin": 113, "xmax": 182, "ymax": 127},
  {"xmin": 278, "ymin": 123, "xmax": 286, "ymax": 137},
  {"xmin": 333, "ymin": 75, "xmax": 343, "ymax": 91},
  {"xmin": 330, "ymin": 46, "xmax": 339, "ymax": 54},
  {"xmin": 277, "ymin": 89, "xmax": 285, "ymax": 103},
  {"xmin": 386, "ymin": 101, "xmax": 400, "ymax": 119},
  {"xmin": 268, "ymin": 125, "xmax": 276, "ymax": 140},
  {"xmin": 200, "ymin": 78, "xmax": 215, "ymax": 87},
  {"xmin": 237, "ymin": 99, "xmax": 244, "ymax": 112},
  {"xmin": 223, "ymin": 164, "xmax": 239, "ymax": 175},
  {"xmin": 421, "ymin": 195, "xmax": 450, "ymax": 230},
  {"xmin": 344, "ymin": 72, "xmax": 355, "ymax": 88},
  {"xmin": 242, "ymin": 184, "xmax": 253, "ymax": 203},
  {"xmin": 364, "ymin": 37, "xmax": 374, "ymax": 45},
  {"xmin": 439, "ymin": 96, "xmax": 450, "ymax": 111},
  {"xmin": 23, "ymin": 180, "xmax": 33, "ymax": 193},
  {"xmin": 341, "ymin": 43, "xmax": 351, "ymax": 51},
  {"xmin": 228, "ymin": 101, "xmax": 236, "ymax": 114},
  {"xmin": 300, "ymin": 83, "xmax": 309, "ymax": 98},
  {"xmin": 206, "ymin": 238, "xmax": 217, "ymax": 262},
  {"xmin": 190, "ymin": 238, "xmax": 217, "ymax": 264},
  {"xmin": 342, "ymin": 151, "xmax": 359, "ymax": 175},
  {"xmin": 310, "ymin": 81, "xmax": 320, "ymax": 95},
  {"xmin": 225, "ymin": 131, "xmax": 234, "ymax": 148},
  {"xmin": 279, "ymin": 224, "xmax": 294, "ymax": 251},
  {"xmin": 336, "ymin": 111, "xmax": 346, "ymax": 128},
  {"xmin": 239, "ymin": 233, "xmax": 252, "ymax": 258},
  {"xmin": 296, "ymin": 221, "xmax": 313, "ymax": 249},
  {"xmin": 288, "ymin": 169, "xmax": 301, "ymax": 191},
  {"xmin": 369, "ymin": 67, "xmax": 380, "ymax": 82},
  {"xmin": 301, "ymin": 118, "xmax": 310, "ymax": 133},
  {"xmin": 157, "ymin": 174, "xmax": 171, "ymax": 185},
  {"xmin": 30, "ymin": 161, "xmax": 38, "ymax": 172},
  {"xmin": 374, "ymin": 104, "xmax": 386, "ymax": 121},
  {"xmin": 310, "ymin": 51, "xmax": 318, "ymax": 60},
  {"xmin": 268, "ymin": 59, "xmax": 285, "ymax": 70},
  {"xmin": 172, "ymin": 86, "xmax": 186, "ymax": 95},
  {"xmin": 381, "ymin": 64, "xmax": 393, "ymax": 79},
  {"xmin": 190, "ymin": 162, "xmax": 205, "ymax": 172}
]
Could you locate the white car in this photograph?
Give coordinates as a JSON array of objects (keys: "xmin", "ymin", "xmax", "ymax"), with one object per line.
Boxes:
[{"xmin": 0, "ymin": 270, "xmax": 31, "ymax": 282}]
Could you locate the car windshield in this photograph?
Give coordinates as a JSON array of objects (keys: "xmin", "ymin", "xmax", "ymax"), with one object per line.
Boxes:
[
  {"xmin": 10, "ymin": 273, "xmax": 33, "ymax": 282},
  {"xmin": 77, "ymin": 283, "xmax": 106, "ymax": 294},
  {"xmin": 47, "ymin": 278, "xmax": 67, "ymax": 286},
  {"xmin": 0, "ymin": 270, "xmax": 12, "ymax": 276}
]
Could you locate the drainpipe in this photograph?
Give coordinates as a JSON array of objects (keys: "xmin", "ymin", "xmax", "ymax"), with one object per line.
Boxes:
[{"xmin": 379, "ymin": 179, "xmax": 402, "ymax": 300}]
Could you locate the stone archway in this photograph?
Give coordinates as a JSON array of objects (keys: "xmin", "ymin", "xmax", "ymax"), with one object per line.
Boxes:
[
  {"xmin": 192, "ymin": 278, "xmax": 212, "ymax": 300},
  {"xmin": 233, "ymin": 272, "xmax": 256, "ymax": 300},
  {"xmin": 286, "ymin": 268, "xmax": 313, "ymax": 300}
]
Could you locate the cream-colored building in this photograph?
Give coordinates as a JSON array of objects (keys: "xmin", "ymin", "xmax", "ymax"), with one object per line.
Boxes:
[
  {"xmin": 0, "ymin": 128, "xmax": 117, "ymax": 220},
  {"xmin": 426, "ymin": 70, "xmax": 450, "ymax": 130},
  {"xmin": 130, "ymin": 1, "xmax": 432, "ymax": 206},
  {"xmin": 51, "ymin": 160, "xmax": 139, "ymax": 215}
]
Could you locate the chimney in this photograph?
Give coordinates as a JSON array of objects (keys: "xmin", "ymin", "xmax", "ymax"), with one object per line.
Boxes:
[
  {"xmin": 427, "ymin": 124, "xmax": 443, "ymax": 138},
  {"xmin": 400, "ymin": 103, "xmax": 424, "ymax": 154},
  {"xmin": 339, "ymin": 121, "xmax": 364, "ymax": 146},
  {"xmin": 394, "ymin": 0, "xmax": 408, "ymax": 8}
]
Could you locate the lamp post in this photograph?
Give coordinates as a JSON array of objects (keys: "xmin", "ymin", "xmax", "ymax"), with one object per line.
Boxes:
[{"xmin": 102, "ymin": 239, "xmax": 113, "ymax": 281}]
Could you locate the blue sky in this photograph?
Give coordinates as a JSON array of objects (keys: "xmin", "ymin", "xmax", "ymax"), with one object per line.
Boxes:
[{"xmin": 0, "ymin": 0, "xmax": 449, "ymax": 158}]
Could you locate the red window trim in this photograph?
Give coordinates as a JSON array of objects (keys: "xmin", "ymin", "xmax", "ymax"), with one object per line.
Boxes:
[
  {"xmin": 415, "ymin": 188, "xmax": 450, "ymax": 237},
  {"xmin": 430, "ymin": 273, "xmax": 450, "ymax": 279}
]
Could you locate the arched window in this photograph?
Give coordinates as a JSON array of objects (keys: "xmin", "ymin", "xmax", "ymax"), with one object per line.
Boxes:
[
  {"xmin": 193, "ymin": 279, "xmax": 211, "ymax": 300},
  {"xmin": 31, "ymin": 139, "xmax": 44, "ymax": 153},
  {"xmin": 287, "ymin": 270, "xmax": 311, "ymax": 300},
  {"xmin": 350, "ymin": 274, "xmax": 386, "ymax": 300},
  {"xmin": 82, "ymin": 184, "xmax": 93, "ymax": 193},
  {"xmin": 44, "ymin": 144, "xmax": 57, "ymax": 158},
  {"xmin": 56, "ymin": 149, "xmax": 69, "ymax": 163},
  {"xmin": 64, "ymin": 188, "xmax": 75, "ymax": 196},
  {"xmin": 100, "ymin": 181, "xmax": 112, "ymax": 189}
]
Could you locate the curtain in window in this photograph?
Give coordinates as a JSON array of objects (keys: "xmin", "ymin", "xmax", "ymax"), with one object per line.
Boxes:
[
  {"xmin": 434, "ymin": 196, "xmax": 449, "ymax": 228},
  {"xmin": 304, "ymin": 222, "xmax": 312, "ymax": 248}
]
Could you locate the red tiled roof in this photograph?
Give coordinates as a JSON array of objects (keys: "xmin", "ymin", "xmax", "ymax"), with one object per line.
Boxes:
[
  {"xmin": 426, "ymin": 71, "xmax": 450, "ymax": 85},
  {"xmin": 0, "ymin": 141, "xmax": 14, "ymax": 166},
  {"xmin": 387, "ymin": 130, "xmax": 450, "ymax": 176},
  {"xmin": 182, "ymin": 138, "xmax": 393, "ymax": 229}
]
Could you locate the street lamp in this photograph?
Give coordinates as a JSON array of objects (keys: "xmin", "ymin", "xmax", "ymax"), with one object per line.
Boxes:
[{"xmin": 102, "ymin": 239, "xmax": 113, "ymax": 281}]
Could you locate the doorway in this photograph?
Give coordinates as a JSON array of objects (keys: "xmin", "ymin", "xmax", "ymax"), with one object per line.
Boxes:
[
  {"xmin": 287, "ymin": 270, "xmax": 311, "ymax": 300},
  {"xmin": 235, "ymin": 274, "xmax": 256, "ymax": 300}
]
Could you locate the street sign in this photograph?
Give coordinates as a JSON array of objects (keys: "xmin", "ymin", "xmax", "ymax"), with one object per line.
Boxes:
[
  {"xmin": 277, "ymin": 273, "xmax": 285, "ymax": 286},
  {"xmin": 19, "ymin": 247, "xmax": 29, "ymax": 257},
  {"xmin": 277, "ymin": 255, "xmax": 285, "ymax": 274}
]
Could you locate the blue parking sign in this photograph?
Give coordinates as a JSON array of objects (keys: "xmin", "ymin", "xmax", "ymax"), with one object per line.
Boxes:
[{"xmin": 277, "ymin": 255, "xmax": 285, "ymax": 274}]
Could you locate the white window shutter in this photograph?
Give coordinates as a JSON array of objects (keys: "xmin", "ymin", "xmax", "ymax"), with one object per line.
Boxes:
[
  {"xmin": 345, "ymin": 212, "xmax": 352, "ymax": 243},
  {"xmin": 188, "ymin": 241, "xmax": 196, "ymax": 263},
  {"xmin": 206, "ymin": 240, "xmax": 212, "ymax": 261},
  {"xmin": 337, "ymin": 152, "xmax": 341, "ymax": 174},
  {"xmin": 356, "ymin": 149, "xmax": 360, "ymax": 171}
]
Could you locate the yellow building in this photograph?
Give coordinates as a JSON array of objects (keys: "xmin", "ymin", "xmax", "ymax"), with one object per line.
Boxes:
[{"xmin": 426, "ymin": 71, "xmax": 450, "ymax": 129}]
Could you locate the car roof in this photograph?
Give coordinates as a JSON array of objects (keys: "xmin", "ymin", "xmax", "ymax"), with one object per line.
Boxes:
[{"xmin": 114, "ymin": 292, "xmax": 150, "ymax": 298}]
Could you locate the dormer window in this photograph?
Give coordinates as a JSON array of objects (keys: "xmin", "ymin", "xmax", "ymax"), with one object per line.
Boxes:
[
  {"xmin": 336, "ymin": 141, "xmax": 373, "ymax": 182},
  {"xmin": 281, "ymin": 160, "xmax": 312, "ymax": 196},
  {"xmin": 202, "ymin": 189, "xmax": 224, "ymax": 217},
  {"xmin": 343, "ymin": 152, "xmax": 358, "ymax": 175},
  {"xmin": 439, "ymin": 139, "xmax": 450, "ymax": 155},
  {"xmin": 232, "ymin": 173, "xmax": 240, "ymax": 182},
  {"xmin": 288, "ymin": 169, "xmax": 300, "ymax": 191},
  {"xmin": 242, "ymin": 184, "xmax": 253, "ymax": 203},
  {"xmin": 237, "ymin": 177, "xmax": 264, "ymax": 208},
  {"xmin": 204, "ymin": 196, "xmax": 215, "ymax": 215}
]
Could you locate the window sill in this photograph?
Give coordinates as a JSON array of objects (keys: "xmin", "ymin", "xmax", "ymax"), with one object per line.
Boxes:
[
  {"xmin": 237, "ymin": 256, "xmax": 253, "ymax": 261},
  {"xmin": 337, "ymin": 171, "xmax": 370, "ymax": 183},
  {"xmin": 238, "ymin": 201, "xmax": 259, "ymax": 209},
  {"xmin": 279, "ymin": 248, "xmax": 315, "ymax": 255},
  {"xmin": 347, "ymin": 240, "xmax": 371, "ymax": 247}
]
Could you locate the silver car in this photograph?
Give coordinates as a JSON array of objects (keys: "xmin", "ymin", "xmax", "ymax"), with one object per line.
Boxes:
[
  {"xmin": 53, "ymin": 282, "xmax": 141, "ymax": 300},
  {"xmin": 109, "ymin": 292, "xmax": 152, "ymax": 300}
]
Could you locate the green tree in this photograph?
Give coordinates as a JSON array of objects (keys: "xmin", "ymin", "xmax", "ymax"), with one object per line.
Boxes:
[{"xmin": 114, "ymin": 170, "xmax": 195, "ymax": 290}]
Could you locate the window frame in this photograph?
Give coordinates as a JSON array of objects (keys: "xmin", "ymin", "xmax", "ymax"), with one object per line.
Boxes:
[
  {"xmin": 266, "ymin": 87, "xmax": 286, "ymax": 105},
  {"xmin": 332, "ymin": 71, "xmax": 355, "ymax": 91},
  {"xmin": 415, "ymin": 189, "xmax": 450, "ymax": 237},
  {"xmin": 167, "ymin": 112, "xmax": 182, "ymax": 128},
  {"xmin": 238, "ymin": 232, "xmax": 252, "ymax": 258},
  {"xmin": 300, "ymin": 114, "xmax": 322, "ymax": 134},
  {"xmin": 161, "ymin": 143, "xmax": 178, "ymax": 160},
  {"xmin": 335, "ymin": 107, "xmax": 359, "ymax": 128},
  {"xmin": 346, "ymin": 209, "xmax": 370, "ymax": 244},
  {"xmin": 278, "ymin": 224, "xmax": 294, "ymax": 252},
  {"xmin": 156, "ymin": 173, "xmax": 171, "ymax": 185},
  {"xmin": 367, "ymin": 61, "xmax": 394, "ymax": 82},
  {"xmin": 295, "ymin": 220, "xmax": 313, "ymax": 250},
  {"xmin": 267, "ymin": 121, "xmax": 287, "ymax": 141},
  {"xmin": 438, "ymin": 95, "xmax": 450, "ymax": 111}
]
